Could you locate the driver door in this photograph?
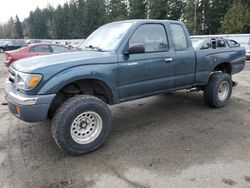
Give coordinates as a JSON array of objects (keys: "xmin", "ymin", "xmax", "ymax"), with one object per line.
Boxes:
[{"xmin": 118, "ymin": 23, "xmax": 175, "ymax": 99}]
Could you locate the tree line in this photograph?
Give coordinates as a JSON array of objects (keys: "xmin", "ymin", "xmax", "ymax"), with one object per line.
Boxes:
[{"xmin": 0, "ymin": 0, "xmax": 250, "ymax": 39}]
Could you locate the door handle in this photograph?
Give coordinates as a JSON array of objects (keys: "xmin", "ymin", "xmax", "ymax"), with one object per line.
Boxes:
[
  {"xmin": 126, "ymin": 62, "xmax": 138, "ymax": 66},
  {"xmin": 165, "ymin": 58, "xmax": 173, "ymax": 63}
]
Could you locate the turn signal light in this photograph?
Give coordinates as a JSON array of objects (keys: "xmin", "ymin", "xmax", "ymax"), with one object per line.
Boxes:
[
  {"xmin": 28, "ymin": 76, "xmax": 42, "ymax": 89},
  {"xmin": 16, "ymin": 106, "xmax": 20, "ymax": 116}
]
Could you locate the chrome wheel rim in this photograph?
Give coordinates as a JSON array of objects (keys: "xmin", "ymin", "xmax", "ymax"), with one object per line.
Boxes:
[
  {"xmin": 70, "ymin": 111, "xmax": 102, "ymax": 144},
  {"xmin": 218, "ymin": 81, "xmax": 229, "ymax": 101}
]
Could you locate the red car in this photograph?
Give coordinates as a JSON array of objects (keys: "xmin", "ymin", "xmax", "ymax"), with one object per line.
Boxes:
[{"xmin": 4, "ymin": 43, "xmax": 72, "ymax": 67}]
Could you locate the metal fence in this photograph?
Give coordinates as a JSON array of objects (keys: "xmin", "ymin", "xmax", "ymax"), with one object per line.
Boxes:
[{"xmin": 192, "ymin": 34, "xmax": 250, "ymax": 48}]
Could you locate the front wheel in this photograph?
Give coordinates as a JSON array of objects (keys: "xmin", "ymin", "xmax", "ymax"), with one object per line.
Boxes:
[
  {"xmin": 204, "ymin": 73, "xmax": 232, "ymax": 108},
  {"xmin": 52, "ymin": 95, "xmax": 112, "ymax": 155}
]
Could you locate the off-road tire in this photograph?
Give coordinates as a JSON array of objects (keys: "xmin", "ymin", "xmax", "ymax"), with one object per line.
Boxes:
[
  {"xmin": 204, "ymin": 73, "xmax": 232, "ymax": 108},
  {"xmin": 52, "ymin": 95, "xmax": 112, "ymax": 156}
]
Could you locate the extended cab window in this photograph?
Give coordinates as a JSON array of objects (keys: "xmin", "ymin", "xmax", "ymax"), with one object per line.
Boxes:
[
  {"xmin": 129, "ymin": 24, "xmax": 168, "ymax": 53},
  {"xmin": 170, "ymin": 24, "xmax": 188, "ymax": 51},
  {"xmin": 30, "ymin": 45, "xmax": 51, "ymax": 53}
]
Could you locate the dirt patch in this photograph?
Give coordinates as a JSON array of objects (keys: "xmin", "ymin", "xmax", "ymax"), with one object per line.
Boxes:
[{"xmin": 222, "ymin": 179, "xmax": 237, "ymax": 186}]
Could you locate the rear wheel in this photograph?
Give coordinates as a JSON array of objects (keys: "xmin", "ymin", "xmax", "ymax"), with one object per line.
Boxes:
[
  {"xmin": 204, "ymin": 73, "xmax": 232, "ymax": 108},
  {"xmin": 52, "ymin": 95, "xmax": 112, "ymax": 155}
]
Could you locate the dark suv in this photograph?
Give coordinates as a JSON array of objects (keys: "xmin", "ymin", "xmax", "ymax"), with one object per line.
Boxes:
[{"xmin": 0, "ymin": 40, "xmax": 26, "ymax": 53}]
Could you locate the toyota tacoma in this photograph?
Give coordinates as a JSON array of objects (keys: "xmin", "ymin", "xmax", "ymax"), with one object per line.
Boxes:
[{"xmin": 5, "ymin": 20, "xmax": 246, "ymax": 155}]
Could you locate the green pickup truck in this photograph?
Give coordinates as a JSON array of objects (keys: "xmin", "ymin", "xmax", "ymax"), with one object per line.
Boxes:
[{"xmin": 5, "ymin": 20, "xmax": 246, "ymax": 155}]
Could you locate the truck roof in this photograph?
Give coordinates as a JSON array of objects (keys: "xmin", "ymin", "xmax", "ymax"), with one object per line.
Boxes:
[{"xmin": 106, "ymin": 19, "xmax": 183, "ymax": 25}]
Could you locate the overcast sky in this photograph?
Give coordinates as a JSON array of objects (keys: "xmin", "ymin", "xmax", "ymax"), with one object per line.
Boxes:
[{"xmin": 0, "ymin": 0, "xmax": 69, "ymax": 24}]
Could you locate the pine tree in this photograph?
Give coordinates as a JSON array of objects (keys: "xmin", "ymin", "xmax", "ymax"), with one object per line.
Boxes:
[
  {"xmin": 84, "ymin": 0, "xmax": 106, "ymax": 37},
  {"xmin": 15, "ymin": 15, "xmax": 24, "ymax": 39},
  {"xmin": 148, "ymin": 0, "xmax": 169, "ymax": 19},
  {"xmin": 107, "ymin": 0, "xmax": 128, "ymax": 21},
  {"xmin": 22, "ymin": 19, "xmax": 30, "ymax": 38},
  {"xmin": 62, "ymin": 3, "xmax": 71, "ymax": 39},
  {"xmin": 46, "ymin": 4, "xmax": 56, "ymax": 39},
  {"xmin": 220, "ymin": 1, "xmax": 250, "ymax": 34},
  {"xmin": 68, "ymin": 0, "xmax": 82, "ymax": 38},
  {"xmin": 53, "ymin": 5, "xmax": 64, "ymax": 39},
  {"xmin": 148, "ymin": 0, "xmax": 184, "ymax": 20},
  {"xmin": 0, "ymin": 25, "xmax": 4, "ymax": 38},
  {"xmin": 5, "ymin": 17, "xmax": 16, "ymax": 38},
  {"xmin": 207, "ymin": 0, "xmax": 233, "ymax": 34},
  {"xmin": 76, "ymin": 0, "xmax": 87, "ymax": 38},
  {"xmin": 168, "ymin": 0, "xmax": 185, "ymax": 20},
  {"xmin": 28, "ymin": 8, "xmax": 49, "ymax": 38},
  {"xmin": 183, "ymin": 0, "xmax": 197, "ymax": 34},
  {"xmin": 129, "ymin": 0, "xmax": 147, "ymax": 19}
]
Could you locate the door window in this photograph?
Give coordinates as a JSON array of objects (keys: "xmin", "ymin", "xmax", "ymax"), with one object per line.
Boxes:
[
  {"xmin": 129, "ymin": 24, "xmax": 169, "ymax": 53},
  {"xmin": 51, "ymin": 45, "xmax": 70, "ymax": 53},
  {"xmin": 30, "ymin": 45, "xmax": 51, "ymax": 53},
  {"xmin": 6, "ymin": 41, "xmax": 14, "ymax": 46},
  {"xmin": 170, "ymin": 24, "xmax": 188, "ymax": 51},
  {"xmin": 14, "ymin": 41, "xmax": 26, "ymax": 46}
]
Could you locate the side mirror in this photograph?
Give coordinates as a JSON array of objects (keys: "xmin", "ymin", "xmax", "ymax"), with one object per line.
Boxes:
[{"xmin": 126, "ymin": 43, "xmax": 145, "ymax": 54}]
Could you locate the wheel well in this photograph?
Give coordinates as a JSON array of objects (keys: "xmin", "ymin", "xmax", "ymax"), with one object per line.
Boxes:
[
  {"xmin": 48, "ymin": 79, "xmax": 113, "ymax": 118},
  {"xmin": 213, "ymin": 63, "xmax": 232, "ymax": 74}
]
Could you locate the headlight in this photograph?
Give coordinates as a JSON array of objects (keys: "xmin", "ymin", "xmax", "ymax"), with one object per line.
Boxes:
[{"xmin": 15, "ymin": 72, "xmax": 43, "ymax": 90}]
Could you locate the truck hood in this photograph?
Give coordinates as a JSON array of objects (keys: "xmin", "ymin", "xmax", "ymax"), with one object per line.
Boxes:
[{"xmin": 12, "ymin": 51, "xmax": 117, "ymax": 73}]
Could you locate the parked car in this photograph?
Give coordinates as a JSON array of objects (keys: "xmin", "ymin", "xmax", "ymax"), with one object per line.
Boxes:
[
  {"xmin": 4, "ymin": 43, "xmax": 72, "ymax": 67},
  {"xmin": 0, "ymin": 41, "xmax": 6, "ymax": 45},
  {"xmin": 26, "ymin": 39, "xmax": 42, "ymax": 45},
  {"xmin": 191, "ymin": 37, "xmax": 240, "ymax": 50},
  {"xmin": 246, "ymin": 46, "xmax": 250, "ymax": 59},
  {"xmin": 5, "ymin": 20, "xmax": 246, "ymax": 155},
  {"xmin": 0, "ymin": 40, "xmax": 26, "ymax": 53}
]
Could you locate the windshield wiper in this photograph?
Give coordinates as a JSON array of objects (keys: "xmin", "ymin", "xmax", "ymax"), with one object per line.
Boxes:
[{"xmin": 85, "ymin": 45, "xmax": 105, "ymax": 52}]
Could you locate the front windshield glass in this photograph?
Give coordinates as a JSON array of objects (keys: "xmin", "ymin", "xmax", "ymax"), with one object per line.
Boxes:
[{"xmin": 80, "ymin": 22, "xmax": 133, "ymax": 52}]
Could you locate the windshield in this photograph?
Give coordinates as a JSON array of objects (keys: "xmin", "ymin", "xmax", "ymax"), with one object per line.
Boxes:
[
  {"xmin": 80, "ymin": 22, "xmax": 133, "ymax": 52},
  {"xmin": 1, "ymin": 41, "xmax": 8, "ymax": 45}
]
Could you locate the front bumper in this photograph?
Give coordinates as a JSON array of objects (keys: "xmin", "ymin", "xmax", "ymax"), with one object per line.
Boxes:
[{"xmin": 5, "ymin": 80, "xmax": 56, "ymax": 122}]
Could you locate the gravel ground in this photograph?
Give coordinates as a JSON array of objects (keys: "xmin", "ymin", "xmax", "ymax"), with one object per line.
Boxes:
[{"xmin": 0, "ymin": 54, "xmax": 250, "ymax": 188}]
